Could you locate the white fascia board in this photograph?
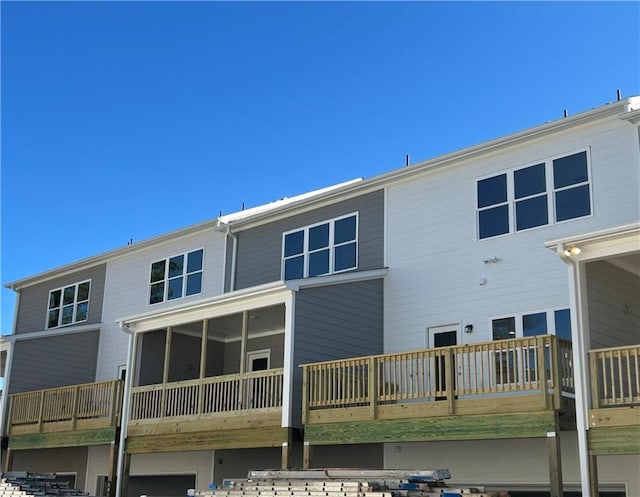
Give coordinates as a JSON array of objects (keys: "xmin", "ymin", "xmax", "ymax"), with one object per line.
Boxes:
[
  {"xmin": 285, "ymin": 268, "xmax": 388, "ymax": 291},
  {"xmin": 1, "ymin": 322, "xmax": 103, "ymax": 343},
  {"xmin": 5, "ymin": 219, "xmax": 219, "ymax": 291},
  {"xmin": 219, "ymin": 98, "xmax": 638, "ymax": 233},
  {"xmin": 545, "ymin": 222, "xmax": 640, "ymax": 261},
  {"xmin": 119, "ymin": 281, "xmax": 293, "ymax": 333}
]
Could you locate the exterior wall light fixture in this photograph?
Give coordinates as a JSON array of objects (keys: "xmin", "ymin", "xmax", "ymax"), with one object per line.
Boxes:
[
  {"xmin": 563, "ymin": 246, "xmax": 582, "ymax": 257},
  {"xmin": 464, "ymin": 324, "xmax": 474, "ymax": 334}
]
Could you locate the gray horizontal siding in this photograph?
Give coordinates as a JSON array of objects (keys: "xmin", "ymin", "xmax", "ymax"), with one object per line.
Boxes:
[
  {"xmin": 587, "ymin": 260, "xmax": 640, "ymax": 349},
  {"xmin": 14, "ymin": 263, "xmax": 106, "ymax": 334},
  {"xmin": 233, "ymin": 190, "xmax": 384, "ymax": 290},
  {"xmin": 291, "ymin": 278, "xmax": 384, "ymax": 428},
  {"xmin": 8, "ymin": 330, "xmax": 100, "ymax": 394}
]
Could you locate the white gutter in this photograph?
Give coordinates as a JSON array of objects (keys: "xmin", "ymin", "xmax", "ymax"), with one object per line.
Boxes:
[{"xmin": 114, "ymin": 323, "xmax": 135, "ymax": 497}]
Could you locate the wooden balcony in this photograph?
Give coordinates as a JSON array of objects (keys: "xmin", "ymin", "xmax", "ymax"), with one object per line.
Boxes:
[
  {"xmin": 301, "ymin": 335, "xmax": 574, "ymax": 446},
  {"xmin": 126, "ymin": 368, "xmax": 288, "ymax": 453},
  {"xmin": 587, "ymin": 344, "xmax": 640, "ymax": 455},
  {"xmin": 7, "ymin": 380, "xmax": 123, "ymax": 449}
]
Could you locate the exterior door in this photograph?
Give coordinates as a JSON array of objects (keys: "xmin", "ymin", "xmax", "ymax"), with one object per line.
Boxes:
[
  {"xmin": 427, "ymin": 325, "xmax": 458, "ymax": 398},
  {"xmin": 246, "ymin": 350, "xmax": 270, "ymax": 408}
]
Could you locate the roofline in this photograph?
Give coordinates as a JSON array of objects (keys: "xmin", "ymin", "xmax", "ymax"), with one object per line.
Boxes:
[
  {"xmin": 219, "ymin": 96, "xmax": 640, "ymax": 231},
  {"xmin": 5, "ymin": 218, "xmax": 219, "ymax": 291}
]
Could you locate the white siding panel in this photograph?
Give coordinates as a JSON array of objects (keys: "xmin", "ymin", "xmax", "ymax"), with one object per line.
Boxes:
[
  {"xmin": 96, "ymin": 230, "xmax": 226, "ymax": 381},
  {"xmin": 385, "ymin": 116, "xmax": 639, "ymax": 353}
]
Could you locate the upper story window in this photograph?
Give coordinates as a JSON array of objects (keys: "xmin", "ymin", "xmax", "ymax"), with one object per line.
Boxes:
[
  {"xmin": 47, "ymin": 280, "xmax": 91, "ymax": 329},
  {"xmin": 149, "ymin": 248, "xmax": 204, "ymax": 305},
  {"xmin": 282, "ymin": 213, "xmax": 358, "ymax": 280},
  {"xmin": 477, "ymin": 150, "xmax": 591, "ymax": 240}
]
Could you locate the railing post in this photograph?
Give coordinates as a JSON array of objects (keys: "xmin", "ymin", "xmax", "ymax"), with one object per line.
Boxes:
[
  {"xmin": 301, "ymin": 366, "xmax": 309, "ymax": 425},
  {"xmin": 6, "ymin": 395, "xmax": 14, "ymax": 435},
  {"xmin": 110, "ymin": 381, "xmax": 120, "ymax": 426},
  {"xmin": 589, "ymin": 351, "xmax": 600, "ymax": 409},
  {"xmin": 537, "ymin": 336, "xmax": 549, "ymax": 410},
  {"xmin": 550, "ymin": 336, "xmax": 561, "ymax": 410},
  {"xmin": 38, "ymin": 390, "xmax": 46, "ymax": 432},
  {"xmin": 368, "ymin": 357, "xmax": 377, "ymax": 419},
  {"xmin": 71, "ymin": 385, "xmax": 80, "ymax": 429},
  {"xmin": 445, "ymin": 348, "xmax": 454, "ymax": 415}
]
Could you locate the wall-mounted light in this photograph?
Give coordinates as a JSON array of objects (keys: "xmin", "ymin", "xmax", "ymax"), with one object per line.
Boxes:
[
  {"xmin": 562, "ymin": 246, "xmax": 581, "ymax": 257},
  {"xmin": 464, "ymin": 324, "xmax": 474, "ymax": 334}
]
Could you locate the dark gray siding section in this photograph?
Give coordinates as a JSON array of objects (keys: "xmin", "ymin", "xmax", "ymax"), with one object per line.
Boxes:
[
  {"xmin": 8, "ymin": 330, "xmax": 100, "ymax": 394},
  {"xmin": 234, "ymin": 191, "xmax": 384, "ymax": 290},
  {"xmin": 14, "ymin": 263, "xmax": 107, "ymax": 334},
  {"xmin": 291, "ymin": 278, "xmax": 384, "ymax": 428},
  {"xmin": 587, "ymin": 260, "xmax": 640, "ymax": 349}
]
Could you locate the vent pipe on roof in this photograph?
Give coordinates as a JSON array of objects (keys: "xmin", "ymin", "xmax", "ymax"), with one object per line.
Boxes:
[
  {"xmin": 617, "ymin": 89, "xmax": 622, "ymax": 101},
  {"xmin": 563, "ymin": 109, "xmax": 568, "ymax": 118},
  {"xmin": 405, "ymin": 154, "xmax": 410, "ymax": 166}
]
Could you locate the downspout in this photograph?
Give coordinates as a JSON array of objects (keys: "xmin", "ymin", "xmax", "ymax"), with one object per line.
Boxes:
[
  {"xmin": 115, "ymin": 322, "xmax": 135, "ymax": 497},
  {"xmin": 226, "ymin": 225, "xmax": 238, "ymax": 292},
  {"xmin": 558, "ymin": 244, "xmax": 592, "ymax": 497}
]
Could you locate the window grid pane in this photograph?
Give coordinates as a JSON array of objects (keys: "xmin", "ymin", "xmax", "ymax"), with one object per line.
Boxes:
[
  {"xmin": 149, "ymin": 250, "xmax": 204, "ymax": 304},
  {"xmin": 515, "ymin": 195, "xmax": 548, "ymax": 231},
  {"xmin": 282, "ymin": 213, "xmax": 359, "ymax": 280},
  {"xmin": 46, "ymin": 281, "xmax": 91, "ymax": 329}
]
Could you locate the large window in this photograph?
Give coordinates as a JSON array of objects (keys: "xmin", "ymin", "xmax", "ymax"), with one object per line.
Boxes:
[
  {"xmin": 492, "ymin": 308, "xmax": 571, "ymax": 340},
  {"xmin": 282, "ymin": 213, "xmax": 358, "ymax": 280},
  {"xmin": 149, "ymin": 249, "xmax": 204, "ymax": 304},
  {"xmin": 47, "ymin": 280, "xmax": 91, "ymax": 329},
  {"xmin": 477, "ymin": 150, "xmax": 591, "ymax": 239}
]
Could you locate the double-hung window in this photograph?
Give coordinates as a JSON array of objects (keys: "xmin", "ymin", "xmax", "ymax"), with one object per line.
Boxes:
[
  {"xmin": 477, "ymin": 150, "xmax": 591, "ymax": 239},
  {"xmin": 149, "ymin": 248, "xmax": 204, "ymax": 304},
  {"xmin": 282, "ymin": 213, "xmax": 358, "ymax": 280},
  {"xmin": 47, "ymin": 280, "xmax": 91, "ymax": 329}
]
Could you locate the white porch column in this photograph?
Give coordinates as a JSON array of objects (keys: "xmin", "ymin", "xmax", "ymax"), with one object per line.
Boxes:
[{"xmin": 566, "ymin": 258, "xmax": 594, "ymax": 497}]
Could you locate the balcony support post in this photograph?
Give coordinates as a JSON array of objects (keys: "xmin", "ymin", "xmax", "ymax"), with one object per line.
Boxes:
[
  {"xmin": 547, "ymin": 411, "xmax": 564, "ymax": 497},
  {"xmin": 107, "ymin": 440, "xmax": 118, "ymax": 497},
  {"xmin": 3, "ymin": 447, "xmax": 13, "ymax": 472},
  {"xmin": 303, "ymin": 441, "xmax": 313, "ymax": 469},
  {"xmin": 281, "ymin": 428, "xmax": 293, "ymax": 469}
]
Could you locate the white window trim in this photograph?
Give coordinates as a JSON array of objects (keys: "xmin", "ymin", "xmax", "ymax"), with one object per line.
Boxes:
[
  {"xmin": 148, "ymin": 247, "xmax": 205, "ymax": 306},
  {"xmin": 476, "ymin": 148, "xmax": 592, "ymax": 240},
  {"xmin": 281, "ymin": 212, "xmax": 359, "ymax": 279},
  {"xmin": 45, "ymin": 279, "xmax": 91, "ymax": 329}
]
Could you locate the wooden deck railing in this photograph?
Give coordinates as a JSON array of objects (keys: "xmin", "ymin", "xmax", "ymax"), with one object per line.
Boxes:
[
  {"xmin": 589, "ymin": 344, "xmax": 640, "ymax": 408},
  {"xmin": 8, "ymin": 380, "xmax": 123, "ymax": 433},
  {"xmin": 302, "ymin": 335, "xmax": 573, "ymax": 416},
  {"xmin": 130, "ymin": 368, "xmax": 284, "ymax": 421}
]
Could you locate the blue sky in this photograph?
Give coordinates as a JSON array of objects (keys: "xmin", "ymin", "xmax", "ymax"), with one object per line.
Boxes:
[{"xmin": 1, "ymin": 1, "xmax": 639, "ymax": 335}]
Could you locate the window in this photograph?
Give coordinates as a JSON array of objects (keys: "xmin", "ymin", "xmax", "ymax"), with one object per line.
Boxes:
[
  {"xmin": 282, "ymin": 213, "xmax": 358, "ymax": 280},
  {"xmin": 492, "ymin": 308, "xmax": 571, "ymax": 340},
  {"xmin": 477, "ymin": 150, "xmax": 591, "ymax": 239},
  {"xmin": 47, "ymin": 280, "xmax": 91, "ymax": 329},
  {"xmin": 149, "ymin": 249, "xmax": 204, "ymax": 304}
]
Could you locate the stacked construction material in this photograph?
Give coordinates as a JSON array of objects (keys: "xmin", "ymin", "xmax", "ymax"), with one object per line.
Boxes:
[
  {"xmin": 0, "ymin": 473, "xmax": 89, "ymax": 497},
  {"xmin": 192, "ymin": 469, "xmax": 508, "ymax": 497}
]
